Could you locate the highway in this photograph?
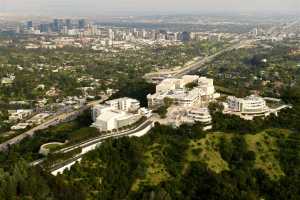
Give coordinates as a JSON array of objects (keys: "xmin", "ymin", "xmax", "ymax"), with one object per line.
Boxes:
[
  {"xmin": 0, "ymin": 98, "xmax": 107, "ymax": 152},
  {"xmin": 145, "ymin": 39, "xmax": 256, "ymax": 80},
  {"xmin": 145, "ymin": 20, "xmax": 298, "ymax": 82},
  {"xmin": 173, "ymin": 40, "xmax": 255, "ymax": 78}
]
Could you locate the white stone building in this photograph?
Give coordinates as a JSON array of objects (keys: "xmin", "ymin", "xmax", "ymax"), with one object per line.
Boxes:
[
  {"xmin": 91, "ymin": 97, "xmax": 143, "ymax": 132},
  {"xmin": 92, "ymin": 110, "xmax": 141, "ymax": 132},
  {"xmin": 226, "ymin": 95, "xmax": 269, "ymax": 115},
  {"xmin": 224, "ymin": 95, "xmax": 272, "ymax": 120},
  {"xmin": 105, "ymin": 97, "xmax": 140, "ymax": 112},
  {"xmin": 147, "ymin": 76, "xmax": 219, "ymax": 108}
]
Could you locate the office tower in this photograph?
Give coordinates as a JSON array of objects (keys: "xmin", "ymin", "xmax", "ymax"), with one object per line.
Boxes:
[
  {"xmin": 53, "ymin": 19, "xmax": 59, "ymax": 32},
  {"xmin": 62, "ymin": 26, "xmax": 68, "ymax": 35},
  {"xmin": 65, "ymin": 19, "xmax": 72, "ymax": 29},
  {"xmin": 40, "ymin": 24, "xmax": 49, "ymax": 33},
  {"xmin": 15, "ymin": 26, "xmax": 21, "ymax": 34},
  {"xmin": 179, "ymin": 31, "xmax": 191, "ymax": 42},
  {"xmin": 253, "ymin": 28, "xmax": 258, "ymax": 37},
  {"xmin": 53, "ymin": 19, "xmax": 64, "ymax": 32},
  {"xmin": 78, "ymin": 19, "xmax": 86, "ymax": 29},
  {"xmin": 27, "ymin": 21, "xmax": 33, "ymax": 29},
  {"xmin": 108, "ymin": 29, "xmax": 115, "ymax": 40}
]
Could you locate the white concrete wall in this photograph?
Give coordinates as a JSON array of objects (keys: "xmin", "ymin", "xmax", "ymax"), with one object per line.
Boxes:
[
  {"xmin": 129, "ymin": 122, "xmax": 154, "ymax": 137},
  {"xmin": 81, "ymin": 142, "xmax": 102, "ymax": 154},
  {"xmin": 51, "ymin": 158, "xmax": 82, "ymax": 176}
]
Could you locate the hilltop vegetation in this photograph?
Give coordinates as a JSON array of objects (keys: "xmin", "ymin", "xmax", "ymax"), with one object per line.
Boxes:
[
  {"xmin": 0, "ymin": 74, "xmax": 299, "ymax": 200},
  {"xmin": 54, "ymin": 121, "xmax": 298, "ymax": 200},
  {"xmin": 0, "ymin": 119, "xmax": 299, "ymax": 199}
]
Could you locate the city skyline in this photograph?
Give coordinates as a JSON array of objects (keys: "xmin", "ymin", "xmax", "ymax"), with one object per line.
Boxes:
[{"xmin": 0, "ymin": 0, "xmax": 299, "ymax": 17}]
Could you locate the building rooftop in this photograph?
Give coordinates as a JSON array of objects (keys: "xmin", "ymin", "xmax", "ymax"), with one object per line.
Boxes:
[
  {"xmin": 228, "ymin": 95, "xmax": 265, "ymax": 102},
  {"xmin": 244, "ymin": 95, "xmax": 264, "ymax": 101},
  {"xmin": 96, "ymin": 110, "xmax": 126, "ymax": 122}
]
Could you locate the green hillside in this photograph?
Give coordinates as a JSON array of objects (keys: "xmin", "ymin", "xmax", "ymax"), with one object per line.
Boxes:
[{"xmin": 56, "ymin": 123, "xmax": 299, "ymax": 200}]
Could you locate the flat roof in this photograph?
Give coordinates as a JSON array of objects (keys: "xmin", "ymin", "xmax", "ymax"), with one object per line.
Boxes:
[{"xmin": 96, "ymin": 110, "xmax": 126, "ymax": 122}]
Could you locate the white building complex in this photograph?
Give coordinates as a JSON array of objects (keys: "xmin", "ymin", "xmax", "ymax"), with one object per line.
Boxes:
[
  {"xmin": 147, "ymin": 75, "xmax": 217, "ymax": 130},
  {"xmin": 91, "ymin": 97, "xmax": 148, "ymax": 132},
  {"xmin": 225, "ymin": 95, "xmax": 270, "ymax": 119},
  {"xmin": 147, "ymin": 75, "xmax": 219, "ymax": 108}
]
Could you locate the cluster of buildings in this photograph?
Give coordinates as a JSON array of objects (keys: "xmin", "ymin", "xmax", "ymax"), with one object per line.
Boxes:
[
  {"xmin": 91, "ymin": 97, "xmax": 151, "ymax": 132},
  {"xmin": 8, "ymin": 109, "xmax": 50, "ymax": 130},
  {"xmin": 22, "ymin": 19, "xmax": 185, "ymax": 41},
  {"xmin": 23, "ymin": 36, "xmax": 181, "ymax": 51},
  {"xmin": 147, "ymin": 75, "xmax": 220, "ymax": 108},
  {"xmin": 146, "ymin": 75, "xmax": 220, "ymax": 128},
  {"xmin": 14, "ymin": 18, "xmax": 238, "ymax": 51},
  {"xmin": 6, "ymin": 94, "xmax": 88, "ymax": 131},
  {"xmin": 251, "ymin": 22, "xmax": 300, "ymax": 41},
  {"xmin": 23, "ymin": 19, "xmax": 87, "ymax": 35},
  {"xmin": 0, "ymin": 17, "xmax": 248, "ymax": 52},
  {"xmin": 21, "ymin": 19, "xmax": 199, "ymax": 42},
  {"xmin": 144, "ymin": 75, "xmax": 287, "ymax": 128},
  {"xmin": 8, "ymin": 109, "xmax": 33, "ymax": 122}
]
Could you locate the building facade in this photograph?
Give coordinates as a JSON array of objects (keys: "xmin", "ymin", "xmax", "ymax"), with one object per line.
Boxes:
[
  {"xmin": 105, "ymin": 97, "xmax": 140, "ymax": 112},
  {"xmin": 91, "ymin": 98, "xmax": 142, "ymax": 132},
  {"xmin": 187, "ymin": 108, "xmax": 212, "ymax": 124},
  {"xmin": 226, "ymin": 95, "xmax": 269, "ymax": 115}
]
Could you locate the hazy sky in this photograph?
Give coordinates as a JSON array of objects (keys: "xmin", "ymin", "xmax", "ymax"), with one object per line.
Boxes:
[{"xmin": 0, "ymin": 0, "xmax": 299, "ymax": 16}]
